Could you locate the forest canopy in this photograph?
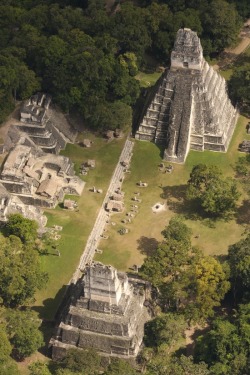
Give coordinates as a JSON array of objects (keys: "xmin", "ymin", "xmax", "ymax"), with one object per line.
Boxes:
[{"xmin": 0, "ymin": 0, "xmax": 245, "ymax": 127}]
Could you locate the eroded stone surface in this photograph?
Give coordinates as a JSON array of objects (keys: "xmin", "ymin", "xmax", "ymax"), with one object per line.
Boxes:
[
  {"xmin": 0, "ymin": 144, "xmax": 84, "ymax": 208},
  {"xmin": 51, "ymin": 262, "xmax": 151, "ymax": 360},
  {"xmin": 135, "ymin": 28, "xmax": 238, "ymax": 163}
]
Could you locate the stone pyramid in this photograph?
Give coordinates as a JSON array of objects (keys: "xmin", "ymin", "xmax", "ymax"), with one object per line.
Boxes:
[
  {"xmin": 135, "ymin": 28, "xmax": 238, "ymax": 163},
  {"xmin": 51, "ymin": 262, "xmax": 151, "ymax": 360}
]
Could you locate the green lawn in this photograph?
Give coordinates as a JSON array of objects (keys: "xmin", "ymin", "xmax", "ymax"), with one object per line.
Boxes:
[
  {"xmin": 33, "ymin": 119, "xmax": 249, "ymax": 320},
  {"xmin": 33, "ymin": 135, "xmax": 126, "ymax": 320},
  {"xmin": 135, "ymin": 71, "xmax": 162, "ymax": 88},
  {"xmin": 96, "ymin": 116, "xmax": 248, "ymax": 269}
]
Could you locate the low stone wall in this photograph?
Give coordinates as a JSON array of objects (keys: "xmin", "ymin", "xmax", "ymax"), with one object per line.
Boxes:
[
  {"xmin": 69, "ymin": 314, "xmax": 128, "ymax": 337},
  {"xmin": 18, "ymin": 195, "xmax": 56, "ymax": 208}
]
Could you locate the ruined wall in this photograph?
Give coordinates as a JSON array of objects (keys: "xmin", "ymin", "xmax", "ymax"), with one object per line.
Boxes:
[{"xmin": 18, "ymin": 195, "xmax": 56, "ymax": 208}]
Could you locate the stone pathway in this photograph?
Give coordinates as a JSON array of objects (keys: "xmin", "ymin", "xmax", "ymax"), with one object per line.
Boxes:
[{"xmin": 71, "ymin": 137, "xmax": 134, "ymax": 282}]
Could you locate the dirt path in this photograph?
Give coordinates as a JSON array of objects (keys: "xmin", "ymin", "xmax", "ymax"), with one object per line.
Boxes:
[
  {"xmin": 213, "ymin": 20, "xmax": 250, "ymax": 71},
  {"xmin": 71, "ymin": 137, "xmax": 134, "ymax": 282},
  {"xmin": 185, "ymin": 324, "xmax": 209, "ymax": 356},
  {"xmin": 227, "ymin": 37, "xmax": 250, "ymax": 55}
]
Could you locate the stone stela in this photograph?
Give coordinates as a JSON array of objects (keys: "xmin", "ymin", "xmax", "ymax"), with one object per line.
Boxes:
[{"xmin": 135, "ymin": 28, "xmax": 238, "ymax": 163}]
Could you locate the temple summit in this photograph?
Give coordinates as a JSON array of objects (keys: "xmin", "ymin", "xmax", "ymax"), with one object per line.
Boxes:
[{"xmin": 135, "ymin": 28, "xmax": 238, "ymax": 163}]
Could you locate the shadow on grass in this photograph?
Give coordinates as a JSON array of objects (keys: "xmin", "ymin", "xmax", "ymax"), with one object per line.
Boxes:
[
  {"xmin": 32, "ymin": 284, "xmax": 68, "ymax": 322},
  {"xmin": 236, "ymin": 199, "xmax": 250, "ymax": 225},
  {"xmin": 137, "ymin": 236, "xmax": 160, "ymax": 256},
  {"xmin": 214, "ymin": 254, "xmax": 228, "ymax": 263},
  {"xmin": 184, "ymin": 325, "xmax": 210, "ymax": 357},
  {"xmin": 33, "ymin": 284, "xmax": 69, "ymax": 355},
  {"xmin": 160, "ymin": 184, "xmax": 198, "ymax": 217},
  {"xmin": 160, "ymin": 184, "xmax": 223, "ymax": 226},
  {"xmin": 38, "ymin": 321, "xmax": 55, "ymax": 356}
]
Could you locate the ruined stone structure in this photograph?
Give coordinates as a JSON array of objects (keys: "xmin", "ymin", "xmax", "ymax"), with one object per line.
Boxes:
[
  {"xmin": 0, "ymin": 144, "xmax": 84, "ymax": 208},
  {"xmin": 3, "ymin": 93, "xmax": 77, "ymax": 155},
  {"xmin": 0, "ymin": 183, "xmax": 47, "ymax": 227},
  {"xmin": 0, "ymin": 94, "xmax": 82, "ymax": 225},
  {"xmin": 135, "ymin": 28, "xmax": 238, "ymax": 163},
  {"xmin": 51, "ymin": 262, "xmax": 151, "ymax": 360}
]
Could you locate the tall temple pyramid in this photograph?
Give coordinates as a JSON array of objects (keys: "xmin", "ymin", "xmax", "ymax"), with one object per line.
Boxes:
[
  {"xmin": 51, "ymin": 262, "xmax": 151, "ymax": 360},
  {"xmin": 135, "ymin": 28, "xmax": 238, "ymax": 163}
]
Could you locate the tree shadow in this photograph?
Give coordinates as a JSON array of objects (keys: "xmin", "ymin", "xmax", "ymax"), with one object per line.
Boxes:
[
  {"xmin": 33, "ymin": 279, "xmax": 84, "ymax": 356},
  {"xmin": 137, "ymin": 236, "xmax": 160, "ymax": 256},
  {"xmin": 184, "ymin": 325, "xmax": 210, "ymax": 357},
  {"xmin": 160, "ymin": 184, "xmax": 222, "ymax": 223},
  {"xmin": 236, "ymin": 199, "xmax": 250, "ymax": 225},
  {"xmin": 32, "ymin": 284, "xmax": 69, "ymax": 355},
  {"xmin": 214, "ymin": 254, "xmax": 228, "ymax": 263},
  {"xmin": 160, "ymin": 184, "xmax": 195, "ymax": 216},
  {"xmin": 161, "ymin": 183, "xmax": 186, "ymax": 200}
]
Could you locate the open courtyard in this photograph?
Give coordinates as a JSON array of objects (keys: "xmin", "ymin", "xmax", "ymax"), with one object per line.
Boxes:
[{"xmin": 33, "ymin": 115, "xmax": 250, "ymax": 321}]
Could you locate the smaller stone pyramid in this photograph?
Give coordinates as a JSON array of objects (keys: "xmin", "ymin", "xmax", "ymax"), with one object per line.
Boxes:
[
  {"xmin": 135, "ymin": 28, "xmax": 238, "ymax": 163},
  {"xmin": 51, "ymin": 262, "xmax": 151, "ymax": 360}
]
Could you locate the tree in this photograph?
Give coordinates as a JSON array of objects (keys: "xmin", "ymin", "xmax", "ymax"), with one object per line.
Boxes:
[
  {"xmin": 186, "ymin": 257, "xmax": 230, "ymax": 321},
  {"xmin": 103, "ymin": 358, "xmax": 137, "ymax": 375},
  {"xmin": 231, "ymin": 0, "xmax": 250, "ymax": 18},
  {"xmin": 145, "ymin": 353, "xmax": 210, "ymax": 375},
  {"xmin": 235, "ymin": 155, "xmax": 250, "ymax": 178},
  {"xmin": 110, "ymin": 61, "xmax": 140, "ymax": 105},
  {"xmin": 0, "ymin": 359, "xmax": 20, "ymax": 375},
  {"xmin": 140, "ymin": 217, "xmax": 229, "ymax": 320},
  {"xmin": 146, "ymin": 2, "xmax": 174, "ymax": 62},
  {"xmin": 55, "ymin": 369, "xmax": 81, "ymax": 375},
  {"xmin": 112, "ymin": 3, "xmax": 152, "ymax": 62},
  {"xmin": 0, "ymin": 325, "xmax": 12, "ymax": 363},
  {"xmin": 161, "ymin": 216, "xmax": 192, "ymax": 245},
  {"xmin": 118, "ymin": 52, "xmax": 138, "ymax": 77},
  {"xmin": 237, "ymin": 303, "xmax": 250, "ymax": 345},
  {"xmin": 228, "ymin": 234, "xmax": 250, "ymax": 302},
  {"xmin": 144, "ymin": 313, "xmax": 186, "ymax": 350},
  {"xmin": 187, "ymin": 164, "xmax": 240, "ymax": 218},
  {"xmin": 60, "ymin": 348, "xmax": 101, "ymax": 375},
  {"xmin": 139, "ymin": 226, "xmax": 193, "ymax": 289},
  {"xmin": 0, "ymin": 51, "xmax": 40, "ymax": 102},
  {"xmin": 139, "ymin": 218, "xmax": 201, "ymax": 311},
  {"xmin": 5, "ymin": 309, "xmax": 43, "ymax": 360},
  {"xmin": 6, "ymin": 213, "xmax": 38, "ymax": 244},
  {"xmin": 201, "ymin": 178, "xmax": 240, "ymax": 217},
  {"xmin": 229, "ymin": 63, "xmax": 250, "ymax": 106},
  {"xmin": 172, "ymin": 9, "xmax": 203, "ymax": 35},
  {"xmin": 29, "ymin": 361, "xmax": 51, "ymax": 375},
  {"xmin": 201, "ymin": 0, "xmax": 241, "ymax": 53},
  {"xmin": 187, "ymin": 164, "xmax": 222, "ymax": 193},
  {"xmin": 0, "ymin": 235, "xmax": 47, "ymax": 307},
  {"xmin": 90, "ymin": 100, "xmax": 132, "ymax": 131},
  {"xmin": 0, "ymin": 317, "xmax": 20, "ymax": 374},
  {"xmin": 195, "ymin": 315, "xmax": 249, "ymax": 375}
]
